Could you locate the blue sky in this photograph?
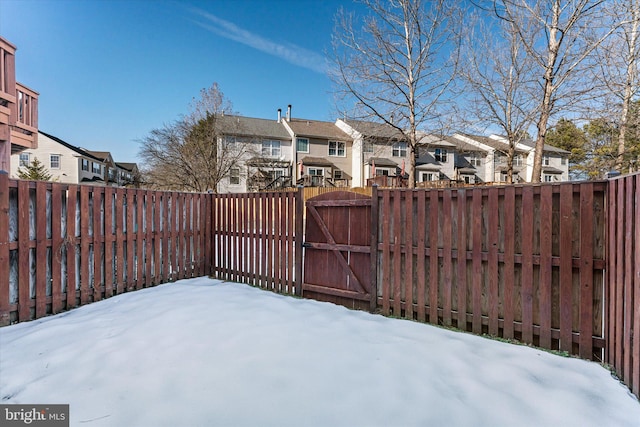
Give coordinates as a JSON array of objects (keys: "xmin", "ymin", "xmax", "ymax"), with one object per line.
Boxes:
[{"xmin": 0, "ymin": 0, "xmax": 354, "ymax": 163}]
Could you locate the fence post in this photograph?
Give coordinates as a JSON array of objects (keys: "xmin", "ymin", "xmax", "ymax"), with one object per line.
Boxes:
[
  {"xmin": 369, "ymin": 184, "xmax": 379, "ymax": 312},
  {"xmin": 0, "ymin": 171, "xmax": 9, "ymax": 325},
  {"xmin": 294, "ymin": 186, "xmax": 304, "ymax": 297}
]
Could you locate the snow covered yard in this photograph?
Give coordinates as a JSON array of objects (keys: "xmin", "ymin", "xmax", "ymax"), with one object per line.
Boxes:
[{"xmin": 0, "ymin": 277, "xmax": 638, "ymax": 427}]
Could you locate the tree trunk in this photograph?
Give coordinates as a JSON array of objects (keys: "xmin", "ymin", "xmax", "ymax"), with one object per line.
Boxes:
[
  {"xmin": 616, "ymin": 0, "xmax": 639, "ymax": 172},
  {"xmin": 532, "ymin": 1, "xmax": 561, "ymax": 183}
]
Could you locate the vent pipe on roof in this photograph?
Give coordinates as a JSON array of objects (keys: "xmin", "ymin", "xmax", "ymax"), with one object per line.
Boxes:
[
  {"xmin": 277, "ymin": 109, "xmax": 282, "ymax": 123},
  {"xmin": 286, "ymin": 104, "xmax": 291, "ymax": 122}
]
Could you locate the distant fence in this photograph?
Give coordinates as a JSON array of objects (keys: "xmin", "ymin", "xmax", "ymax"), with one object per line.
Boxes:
[
  {"xmin": 0, "ymin": 174, "xmax": 211, "ymax": 325},
  {"xmin": 374, "ymin": 182, "xmax": 607, "ymax": 361},
  {"xmin": 606, "ymin": 173, "xmax": 639, "ymax": 398}
]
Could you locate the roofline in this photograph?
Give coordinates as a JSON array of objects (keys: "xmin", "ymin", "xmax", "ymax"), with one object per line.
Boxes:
[{"xmin": 38, "ymin": 131, "xmax": 103, "ymax": 162}]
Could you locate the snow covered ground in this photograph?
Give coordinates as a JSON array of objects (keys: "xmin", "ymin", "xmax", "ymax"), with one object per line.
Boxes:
[{"xmin": 1, "ymin": 277, "xmax": 638, "ymax": 427}]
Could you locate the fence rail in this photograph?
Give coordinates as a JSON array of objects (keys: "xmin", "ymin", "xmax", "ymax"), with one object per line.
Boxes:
[
  {"xmin": 374, "ymin": 182, "xmax": 607, "ymax": 360},
  {"xmin": 0, "ymin": 175, "xmax": 211, "ymax": 325}
]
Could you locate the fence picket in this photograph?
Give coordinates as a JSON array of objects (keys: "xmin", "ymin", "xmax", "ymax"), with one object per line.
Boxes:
[
  {"xmin": 35, "ymin": 181, "xmax": 47, "ymax": 318},
  {"xmin": 17, "ymin": 180, "xmax": 30, "ymax": 321},
  {"xmin": 51, "ymin": 183, "xmax": 63, "ymax": 313}
]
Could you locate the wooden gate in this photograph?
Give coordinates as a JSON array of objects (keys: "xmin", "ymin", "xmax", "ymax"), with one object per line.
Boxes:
[{"xmin": 302, "ymin": 191, "xmax": 374, "ymax": 310}]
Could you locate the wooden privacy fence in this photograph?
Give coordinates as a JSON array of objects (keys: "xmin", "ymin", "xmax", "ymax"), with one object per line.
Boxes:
[
  {"xmin": 0, "ymin": 174, "xmax": 212, "ymax": 325},
  {"xmin": 210, "ymin": 190, "xmax": 303, "ymax": 296},
  {"xmin": 1, "ymin": 172, "xmax": 638, "ymax": 399},
  {"xmin": 373, "ymin": 182, "xmax": 607, "ymax": 360},
  {"xmin": 606, "ymin": 173, "xmax": 639, "ymax": 398}
]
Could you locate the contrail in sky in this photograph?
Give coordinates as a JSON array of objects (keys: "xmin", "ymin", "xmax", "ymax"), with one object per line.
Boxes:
[{"xmin": 189, "ymin": 7, "xmax": 330, "ymax": 74}]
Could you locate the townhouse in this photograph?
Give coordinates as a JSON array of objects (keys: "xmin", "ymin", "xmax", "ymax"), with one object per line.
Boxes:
[
  {"xmin": 451, "ymin": 134, "xmax": 570, "ymax": 183},
  {"xmin": 215, "ymin": 109, "xmax": 570, "ymax": 193},
  {"xmin": 10, "ymin": 131, "xmax": 139, "ymax": 187}
]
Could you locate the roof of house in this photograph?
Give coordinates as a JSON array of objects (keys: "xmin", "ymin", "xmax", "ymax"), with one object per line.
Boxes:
[
  {"xmin": 300, "ymin": 156, "xmax": 336, "ymax": 167},
  {"xmin": 116, "ymin": 162, "xmax": 138, "ymax": 172},
  {"xmin": 39, "ymin": 131, "xmax": 103, "ymax": 162},
  {"xmin": 84, "ymin": 151, "xmax": 113, "ymax": 162},
  {"xmin": 448, "ymin": 136, "xmax": 485, "ymax": 152},
  {"xmin": 341, "ymin": 120, "xmax": 406, "ymax": 141},
  {"xmin": 454, "ymin": 134, "xmax": 530, "ymax": 153},
  {"xmin": 286, "ymin": 118, "xmax": 352, "ymax": 141},
  {"xmin": 416, "ymin": 133, "xmax": 457, "ymax": 147},
  {"xmin": 368, "ymin": 157, "xmax": 398, "ymax": 167},
  {"xmin": 518, "ymin": 138, "xmax": 570, "ymax": 154},
  {"xmin": 218, "ymin": 115, "xmax": 291, "ymax": 140}
]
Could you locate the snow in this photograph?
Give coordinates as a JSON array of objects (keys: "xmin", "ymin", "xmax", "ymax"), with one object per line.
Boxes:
[{"xmin": 1, "ymin": 277, "xmax": 638, "ymax": 427}]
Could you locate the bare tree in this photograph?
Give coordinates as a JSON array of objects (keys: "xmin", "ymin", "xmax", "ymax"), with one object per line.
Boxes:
[
  {"xmin": 594, "ymin": 0, "xmax": 640, "ymax": 172},
  {"xmin": 460, "ymin": 11, "xmax": 538, "ymax": 183},
  {"xmin": 331, "ymin": 0, "xmax": 462, "ymax": 187},
  {"xmin": 495, "ymin": 0, "xmax": 616, "ymax": 182},
  {"xmin": 138, "ymin": 84, "xmax": 255, "ymax": 192}
]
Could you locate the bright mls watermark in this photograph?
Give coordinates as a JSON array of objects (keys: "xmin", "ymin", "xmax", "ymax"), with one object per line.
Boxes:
[{"xmin": 0, "ymin": 405, "xmax": 69, "ymax": 426}]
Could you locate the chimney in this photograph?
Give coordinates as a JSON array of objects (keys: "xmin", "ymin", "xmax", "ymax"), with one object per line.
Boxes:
[
  {"xmin": 286, "ymin": 104, "xmax": 291, "ymax": 122},
  {"xmin": 277, "ymin": 108, "xmax": 282, "ymax": 123}
]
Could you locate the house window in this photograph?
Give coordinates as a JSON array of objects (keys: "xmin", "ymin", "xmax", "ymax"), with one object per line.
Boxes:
[
  {"xmin": 328, "ymin": 141, "xmax": 345, "ymax": 157},
  {"xmin": 297, "ymin": 138, "xmax": 309, "ymax": 153},
  {"xmin": 561, "ymin": 157, "xmax": 567, "ymax": 165},
  {"xmin": 421, "ymin": 172, "xmax": 437, "ymax": 182},
  {"xmin": 363, "ymin": 141, "xmax": 374, "ymax": 153},
  {"xmin": 392, "ymin": 142, "xmax": 407, "ymax": 157},
  {"xmin": 435, "ymin": 148, "xmax": 448, "ymax": 162},
  {"xmin": 50, "ymin": 154, "xmax": 60, "ymax": 169},
  {"xmin": 224, "ymin": 136, "xmax": 237, "ymax": 146},
  {"xmin": 267, "ymin": 170, "xmax": 284, "ymax": 181},
  {"xmin": 543, "ymin": 174, "xmax": 554, "ymax": 182},
  {"xmin": 469, "ymin": 154, "xmax": 482, "ymax": 167},
  {"xmin": 514, "ymin": 154, "xmax": 523, "ymax": 167},
  {"xmin": 543, "ymin": 156, "xmax": 550, "ymax": 166},
  {"xmin": 92, "ymin": 162, "xmax": 101, "ymax": 174},
  {"xmin": 230, "ymin": 168, "xmax": 240, "ymax": 185},
  {"xmin": 333, "ymin": 170, "xmax": 343, "ymax": 180},
  {"xmin": 19, "ymin": 153, "xmax": 30, "ymax": 167},
  {"xmin": 82, "ymin": 159, "xmax": 89, "ymax": 171},
  {"xmin": 262, "ymin": 140, "xmax": 281, "ymax": 157},
  {"xmin": 308, "ymin": 168, "xmax": 324, "ymax": 176}
]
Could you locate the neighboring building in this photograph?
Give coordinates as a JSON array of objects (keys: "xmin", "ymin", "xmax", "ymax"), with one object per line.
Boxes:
[
  {"xmin": 10, "ymin": 131, "xmax": 137, "ymax": 186},
  {"xmin": 217, "ymin": 112, "xmax": 293, "ymax": 193},
  {"xmin": 114, "ymin": 162, "xmax": 140, "ymax": 187},
  {"xmin": 336, "ymin": 118, "xmax": 408, "ymax": 187},
  {"xmin": 0, "ymin": 36, "xmax": 38, "ymax": 172},
  {"xmin": 203, "ymin": 108, "xmax": 573, "ymax": 193},
  {"xmin": 284, "ymin": 116, "xmax": 353, "ymax": 188},
  {"xmin": 415, "ymin": 133, "xmax": 459, "ymax": 183},
  {"xmin": 451, "ymin": 134, "xmax": 570, "ymax": 183}
]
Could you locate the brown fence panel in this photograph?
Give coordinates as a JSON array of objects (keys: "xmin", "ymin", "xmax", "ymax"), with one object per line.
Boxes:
[
  {"xmin": 0, "ymin": 179, "xmax": 212, "ymax": 326},
  {"xmin": 375, "ymin": 182, "xmax": 606, "ymax": 360},
  {"xmin": 606, "ymin": 172, "xmax": 640, "ymax": 399},
  {"xmin": 210, "ymin": 190, "xmax": 301, "ymax": 296}
]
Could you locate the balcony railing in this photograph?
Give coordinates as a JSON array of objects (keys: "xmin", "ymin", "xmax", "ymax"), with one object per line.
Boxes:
[{"xmin": 14, "ymin": 82, "xmax": 38, "ymax": 132}]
